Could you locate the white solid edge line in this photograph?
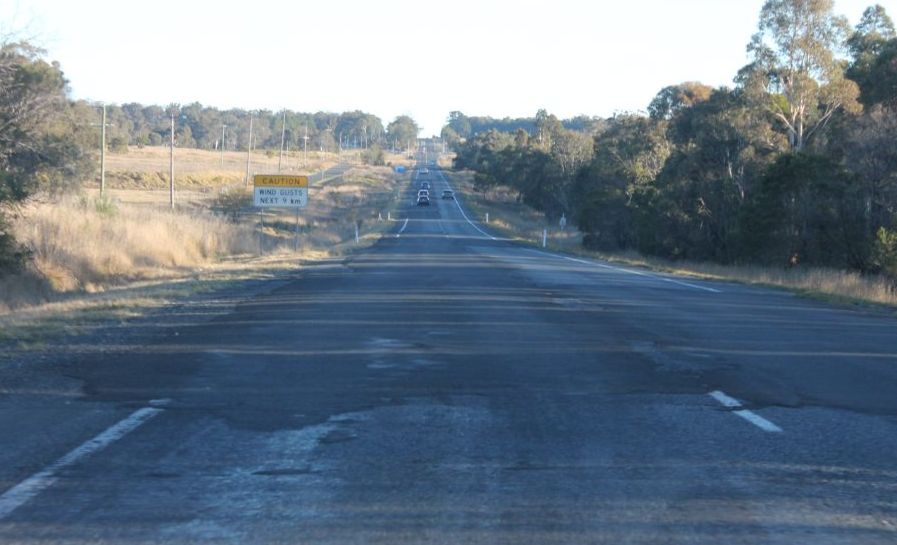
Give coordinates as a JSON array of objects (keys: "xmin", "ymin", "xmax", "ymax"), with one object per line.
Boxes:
[
  {"xmin": 436, "ymin": 170, "xmax": 497, "ymax": 240},
  {"xmin": 708, "ymin": 390, "xmax": 782, "ymax": 433},
  {"xmin": 526, "ymin": 248, "xmax": 722, "ymax": 294},
  {"xmin": 395, "ymin": 218, "xmax": 409, "ymax": 238},
  {"xmin": 0, "ymin": 406, "xmax": 164, "ymax": 520}
]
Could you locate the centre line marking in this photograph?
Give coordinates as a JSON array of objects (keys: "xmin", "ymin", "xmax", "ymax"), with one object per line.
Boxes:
[
  {"xmin": 709, "ymin": 390, "xmax": 783, "ymax": 433},
  {"xmin": 0, "ymin": 406, "xmax": 164, "ymax": 520},
  {"xmin": 395, "ymin": 218, "xmax": 409, "ymax": 238}
]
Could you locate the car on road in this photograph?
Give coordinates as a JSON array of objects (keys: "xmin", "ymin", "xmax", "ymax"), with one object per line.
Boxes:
[
  {"xmin": 420, "ymin": 182, "xmax": 430, "ymax": 190},
  {"xmin": 418, "ymin": 189, "xmax": 429, "ymax": 198},
  {"xmin": 417, "ymin": 195, "xmax": 430, "ymax": 206},
  {"xmin": 420, "ymin": 168, "xmax": 429, "ymax": 175},
  {"xmin": 441, "ymin": 190, "xmax": 454, "ymax": 200}
]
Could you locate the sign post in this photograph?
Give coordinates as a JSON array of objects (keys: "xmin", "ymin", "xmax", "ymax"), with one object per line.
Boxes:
[{"xmin": 253, "ymin": 174, "xmax": 309, "ymax": 251}]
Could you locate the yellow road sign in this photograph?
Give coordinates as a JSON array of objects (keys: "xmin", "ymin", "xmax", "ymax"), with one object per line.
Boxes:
[{"xmin": 253, "ymin": 175, "xmax": 309, "ymax": 188}]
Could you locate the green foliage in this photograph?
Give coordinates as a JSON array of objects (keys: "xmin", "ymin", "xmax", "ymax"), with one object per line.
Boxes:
[
  {"xmin": 648, "ymin": 82, "xmax": 714, "ymax": 120},
  {"xmin": 453, "ymin": 121, "xmax": 583, "ymax": 219},
  {"xmin": 739, "ymin": 153, "xmax": 868, "ymax": 268},
  {"xmin": 108, "ymin": 135, "xmax": 129, "ymax": 153},
  {"xmin": 386, "ymin": 116, "xmax": 420, "ymax": 148},
  {"xmin": 93, "ymin": 195, "xmax": 118, "ymax": 216},
  {"xmin": 448, "ymin": 2, "xmax": 897, "ymax": 279},
  {"xmin": 362, "ymin": 144, "xmax": 385, "ymax": 166},
  {"xmin": 846, "ymin": 4, "xmax": 896, "ymax": 107},
  {"xmin": 213, "ymin": 188, "xmax": 252, "ymax": 223},
  {"xmin": 443, "ymin": 111, "xmax": 604, "ymax": 144},
  {"xmin": 0, "ymin": 41, "xmax": 95, "ymax": 272},
  {"xmin": 747, "ymin": 0, "xmax": 860, "ymax": 151},
  {"xmin": 848, "ymin": 38, "xmax": 897, "ymax": 109},
  {"xmin": 70, "ymin": 102, "xmax": 385, "ymax": 153},
  {"xmin": 871, "ymin": 227, "xmax": 897, "ymax": 278},
  {"xmin": 0, "ymin": 214, "xmax": 30, "ymax": 275}
]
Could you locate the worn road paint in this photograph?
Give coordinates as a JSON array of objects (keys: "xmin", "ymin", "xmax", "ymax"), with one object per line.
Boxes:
[
  {"xmin": 0, "ymin": 406, "xmax": 164, "ymax": 520},
  {"xmin": 396, "ymin": 218, "xmax": 410, "ymax": 238},
  {"xmin": 709, "ymin": 390, "xmax": 783, "ymax": 433},
  {"xmin": 526, "ymin": 248, "xmax": 722, "ymax": 294}
]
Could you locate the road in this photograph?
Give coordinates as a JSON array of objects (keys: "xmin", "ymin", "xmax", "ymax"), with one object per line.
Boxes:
[{"xmin": 1, "ymin": 162, "xmax": 897, "ymax": 543}]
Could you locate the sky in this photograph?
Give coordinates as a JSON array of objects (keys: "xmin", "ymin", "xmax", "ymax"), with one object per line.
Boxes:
[{"xmin": 1, "ymin": 0, "xmax": 892, "ymax": 136}]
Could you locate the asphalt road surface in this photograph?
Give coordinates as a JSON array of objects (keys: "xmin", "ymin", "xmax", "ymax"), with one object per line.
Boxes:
[{"xmin": 2, "ymin": 163, "xmax": 897, "ymax": 544}]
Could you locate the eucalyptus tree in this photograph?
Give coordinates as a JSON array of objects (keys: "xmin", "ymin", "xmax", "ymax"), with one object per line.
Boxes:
[
  {"xmin": 386, "ymin": 116, "xmax": 420, "ymax": 150},
  {"xmin": 746, "ymin": 0, "xmax": 860, "ymax": 151}
]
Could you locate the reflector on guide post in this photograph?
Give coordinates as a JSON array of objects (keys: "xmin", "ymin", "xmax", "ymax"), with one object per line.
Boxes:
[{"xmin": 253, "ymin": 175, "xmax": 308, "ymax": 208}]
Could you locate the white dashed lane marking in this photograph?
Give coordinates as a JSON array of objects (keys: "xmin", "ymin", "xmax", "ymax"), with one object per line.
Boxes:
[{"xmin": 709, "ymin": 390, "xmax": 783, "ymax": 433}]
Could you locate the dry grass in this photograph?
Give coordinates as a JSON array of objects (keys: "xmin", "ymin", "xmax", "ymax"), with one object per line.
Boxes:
[
  {"xmin": 447, "ymin": 170, "xmax": 897, "ymax": 310},
  {"xmin": 6, "ymin": 196, "xmax": 256, "ymax": 302},
  {"xmin": 1, "ymin": 161, "xmax": 406, "ymax": 315},
  {"xmin": 97, "ymin": 145, "xmax": 343, "ymax": 191},
  {"xmin": 105, "ymin": 145, "xmax": 339, "ymax": 175},
  {"xmin": 0, "ymin": 160, "xmax": 407, "ymax": 352}
]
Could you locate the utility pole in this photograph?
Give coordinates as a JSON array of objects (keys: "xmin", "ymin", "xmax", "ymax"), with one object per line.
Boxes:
[
  {"xmin": 246, "ymin": 111, "xmax": 253, "ymax": 186},
  {"xmin": 302, "ymin": 123, "xmax": 308, "ymax": 168},
  {"xmin": 169, "ymin": 108, "xmax": 175, "ymax": 209},
  {"xmin": 220, "ymin": 124, "xmax": 227, "ymax": 167},
  {"xmin": 278, "ymin": 110, "xmax": 286, "ymax": 173},
  {"xmin": 100, "ymin": 104, "xmax": 107, "ymax": 196}
]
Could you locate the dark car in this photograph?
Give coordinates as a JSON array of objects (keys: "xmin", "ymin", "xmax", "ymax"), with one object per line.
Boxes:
[
  {"xmin": 441, "ymin": 190, "xmax": 454, "ymax": 200},
  {"xmin": 417, "ymin": 195, "xmax": 430, "ymax": 206},
  {"xmin": 420, "ymin": 182, "xmax": 430, "ymax": 190}
]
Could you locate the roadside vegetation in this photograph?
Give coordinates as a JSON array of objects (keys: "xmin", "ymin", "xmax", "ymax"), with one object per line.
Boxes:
[
  {"xmin": 0, "ymin": 32, "xmax": 419, "ymax": 323},
  {"xmin": 447, "ymin": 1, "xmax": 897, "ymax": 299},
  {"xmin": 0, "ymin": 157, "xmax": 405, "ymax": 311},
  {"xmin": 448, "ymin": 169, "xmax": 897, "ymax": 309}
]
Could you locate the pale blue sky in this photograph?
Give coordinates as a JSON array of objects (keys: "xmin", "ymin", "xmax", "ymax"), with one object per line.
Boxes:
[{"xmin": 1, "ymin": 0, "xmax": 891, "ymax": 135}]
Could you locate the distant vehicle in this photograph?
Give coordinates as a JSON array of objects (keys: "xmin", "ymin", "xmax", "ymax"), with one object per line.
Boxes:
[
  {"xmin": 420, "ymin": 168, "xmax": 429, "ymax": 175},
  {"xmin": 418, "ymin": 189, "xmax": 429, "ymax": 198},
  {"xmin": 417, "ymin": 195, "xmax": 430, "ymax": 206},
  {"xmin": 441, "ymin": 190, "xmax": 454, "ymax": 200},
  {"xmin": 420, "ymin": 182, "xmax": 430, "ymax": 190}
]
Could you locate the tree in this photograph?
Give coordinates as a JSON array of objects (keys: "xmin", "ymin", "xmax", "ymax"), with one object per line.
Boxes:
[
  {"xmin": 849, "ymin": 37, "xmax": 897, "ymax": 109},
  {"xmin": 848, "ymin": 4, "xmax": 896, "ymax": 60},
  {"xmin": 739, "ymin": 153, "xmax": 866, "ymax": 267},
  {"xmin": 645, "ymin": 88, "xmax": 782, "ymax": 261},
  {"xmin": 0, "ymin": 41, "xmax": 94, "ymax": 272},
  {"xmin": 746, "ymin": 0, "xmax": 860, "ymax": 151},
  {"xmin": 534, "ymin": 109, "xmax": 563, "ymax": 151},
  {"xmin": 573, "ymin": 114, "xmax": 672, "ymax": 250},
  {"xmin": 446, "ymin": 111, "xmax": 472, "ymax": 139},
  {"xmin": 648, "ymin": 82, "xmax": 714, "ymax": 120},
  {"xmin": 386, "ymin": 116, "xmax": 419, "ymax": 149},
  {"xmin": 846, "ymin": 5, "xmax": 897, "ymax": 108}
]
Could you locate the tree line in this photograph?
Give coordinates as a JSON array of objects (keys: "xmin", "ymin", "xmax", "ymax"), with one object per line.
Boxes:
[
  {"xmin": 441, "ymin": 111, "xmax": 605, "ymax": 147},
  {"xmin": 81, "ymin": 104, "xmax": 410, "ymax": 154},
  {"xmin": 451, "ymin": 1, "xmax": 897, "ymax": 281}
]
